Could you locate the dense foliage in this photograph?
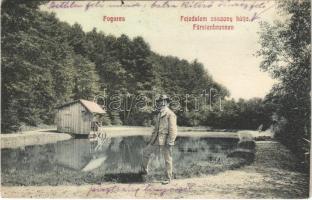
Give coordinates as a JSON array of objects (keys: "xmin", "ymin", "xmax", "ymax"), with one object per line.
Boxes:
[
  {"xmin": 2, "ymin": 0, "xmax": 271, "ymax": 132},
  {"xmin": 257, "ymin": 0, "xmax": 311, "ymax": 154}
]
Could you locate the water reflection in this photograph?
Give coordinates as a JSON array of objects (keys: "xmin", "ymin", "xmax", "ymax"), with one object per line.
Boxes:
[{"xmin": 1, "ymin": 136, "xmax": 253, "ymax": 185}]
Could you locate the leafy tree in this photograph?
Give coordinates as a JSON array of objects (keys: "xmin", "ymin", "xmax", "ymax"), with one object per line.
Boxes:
[
  {"xmin": 110, "ymin": 111, "xmax": 123, "ymax": 125},
  {"xmin": 99, "ymin": 113, "xmax": 112, "ymax": 126},
  {"xmin": 257, "ymin": 0, "xmax": 311, "ymax": 153},
  {"xmin": 72, "ymin": 55, "xmax": 100, "ymax": 100},
  {"xmin": 2, "ymin": 1, "xmax": 75, "ymax": 129},
  {"xmin": 2, "ymin": 0, "xmax": 268, "ymax": 133},
  {"xmin": 67, "ymin": 23, "xmax": 87, "ymax": 55}
]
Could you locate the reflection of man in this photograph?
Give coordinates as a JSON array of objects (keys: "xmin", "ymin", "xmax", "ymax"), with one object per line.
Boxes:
[{"xmin": 141, "ymin": 95, "xmax": 178, "ymax": 184}]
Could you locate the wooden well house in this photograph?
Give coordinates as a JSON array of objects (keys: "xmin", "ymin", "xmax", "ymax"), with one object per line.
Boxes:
[{"xmin": 56, "ymin": 99, "xmax": 106, "ymax": 135}]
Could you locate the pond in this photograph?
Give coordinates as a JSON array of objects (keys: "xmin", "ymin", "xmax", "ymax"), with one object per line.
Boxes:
[{"xmin": 1, "ymin": 135, "xmax": 255, "ymax": 186}]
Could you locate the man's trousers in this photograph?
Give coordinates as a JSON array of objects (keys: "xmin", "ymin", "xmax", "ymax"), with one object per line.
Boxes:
[{"xmin": 142, "ymin": 145, "xmax": 173, "ymax": 180}]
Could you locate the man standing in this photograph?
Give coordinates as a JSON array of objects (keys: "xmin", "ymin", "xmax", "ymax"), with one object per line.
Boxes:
[{"xmin": 141, "ymin": 95, "xmax": 178, "ymax": 184}]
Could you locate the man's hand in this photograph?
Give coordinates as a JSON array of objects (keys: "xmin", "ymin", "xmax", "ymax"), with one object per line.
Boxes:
[{"xmin": 166, "ymin": 141, "xmax": 174, "ymax": 146}]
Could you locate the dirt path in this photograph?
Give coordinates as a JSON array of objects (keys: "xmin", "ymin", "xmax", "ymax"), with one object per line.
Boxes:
[{"xmin": 1, "ymin": 141, "xmax": 309, "ymax": 198}]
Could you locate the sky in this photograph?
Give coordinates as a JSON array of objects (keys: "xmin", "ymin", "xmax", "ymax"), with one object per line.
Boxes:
[{"xmin": 41, "ymin": 0, "xmax": 281, "ymax": 100}]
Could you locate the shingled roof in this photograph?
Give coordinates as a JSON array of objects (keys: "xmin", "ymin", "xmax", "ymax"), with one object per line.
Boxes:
[
  {"xmin": 57, "ymin": 99, "xmax": 106, "ymax": 114},
  {"xmin": 80, "ymin": 99, "xmax": 105, "ymax": 114}
]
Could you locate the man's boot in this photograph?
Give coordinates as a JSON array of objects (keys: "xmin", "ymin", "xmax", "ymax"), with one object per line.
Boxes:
[{"xmin": 162, "ymin": 179, "xmax": 171, "ymax": 185}]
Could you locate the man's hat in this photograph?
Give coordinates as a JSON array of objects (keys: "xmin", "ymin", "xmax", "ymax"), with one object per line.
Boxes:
[{"xmin": 156, "ymin": 94, "xmax": 171, "ymax": 102}]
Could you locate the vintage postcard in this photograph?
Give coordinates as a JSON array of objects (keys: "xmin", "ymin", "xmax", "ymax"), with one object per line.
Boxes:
[{"xmin": 1, "ymin": 0, "xmax": 311, "ymax": 198}]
